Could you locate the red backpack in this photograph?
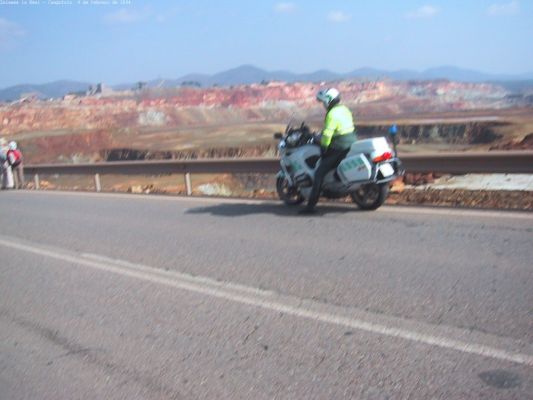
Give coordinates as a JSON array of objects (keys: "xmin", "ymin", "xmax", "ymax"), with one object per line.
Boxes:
[{"xmin": 7, "ymin": 149, "xmax": 22, "ymax": 167}]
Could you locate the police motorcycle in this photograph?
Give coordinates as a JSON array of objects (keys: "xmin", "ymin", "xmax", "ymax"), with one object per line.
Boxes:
[{"xmin": 274, "ymin": 123, "xmax": 404, "ymax": 210}]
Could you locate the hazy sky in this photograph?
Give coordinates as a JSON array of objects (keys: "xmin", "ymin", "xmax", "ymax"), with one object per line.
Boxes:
[{"xmin": 0, "ymin": 0, "xmax": 532, "ymax": 87}]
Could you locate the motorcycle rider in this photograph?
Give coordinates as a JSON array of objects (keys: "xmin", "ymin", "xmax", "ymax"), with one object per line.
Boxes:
[{"xmin": 300, "ymin": 88, "xmax": 357, "ymax": 214}]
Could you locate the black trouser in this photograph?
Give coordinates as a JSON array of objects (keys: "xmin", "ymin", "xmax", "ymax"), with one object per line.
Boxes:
[{"xmin": 305, "ymin": 148, "xmax": 349, "ymax": 210}]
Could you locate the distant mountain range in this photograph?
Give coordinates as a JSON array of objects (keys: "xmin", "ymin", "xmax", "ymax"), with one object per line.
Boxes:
[
  {"xmin": 2, "ymin": 65, "xmax": 533, "ymax": 101},
  {"xmin": 0, "ymin": 80, "xmax": 92, "ymax": 102}
]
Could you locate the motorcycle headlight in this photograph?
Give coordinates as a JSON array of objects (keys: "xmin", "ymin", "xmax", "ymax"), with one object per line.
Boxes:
[{"xmin": 278, "ymin": 140, "xmax": 286, "ymax": 150}]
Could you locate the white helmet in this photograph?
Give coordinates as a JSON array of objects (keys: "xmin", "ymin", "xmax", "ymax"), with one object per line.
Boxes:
[
  {"xmin": 316, "ymin": 88, "xmax": 340, "ymax": 108},
  {"xmin": 8, "ymin": 141, "xmax": 17, "ymax": 150}
]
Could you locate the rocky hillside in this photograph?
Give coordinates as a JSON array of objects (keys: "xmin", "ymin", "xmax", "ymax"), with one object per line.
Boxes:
[{"xmin": 1, "ymin": 80, "xmax": 531, "ymax": 163}]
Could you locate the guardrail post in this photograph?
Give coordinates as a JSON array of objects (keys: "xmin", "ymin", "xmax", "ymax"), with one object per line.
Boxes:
[
  {"xmin": 94, "ymin": 174, "xmax": 101, "ymax": 192},
  {"xmin": 34, "ymin": 174, "xmax": 40, "ymax": 190},
  {"xmin": 184, "ymin": 172, "xmax": 192, "ymax": 196}
]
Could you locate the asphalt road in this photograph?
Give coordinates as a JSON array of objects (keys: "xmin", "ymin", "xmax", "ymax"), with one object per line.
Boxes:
[{"xmin": 1, "ymin": 190, "xmax": 532, "ymax": 399}]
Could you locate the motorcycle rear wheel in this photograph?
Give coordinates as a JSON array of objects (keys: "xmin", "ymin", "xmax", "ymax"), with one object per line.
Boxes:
[
  {"xmin": 276, "ymin": 176, "xmax": 304, "ymax": 205},
  {"xmin": 350, "ymin": 183, "xmax": 389, "ymax": 210}
]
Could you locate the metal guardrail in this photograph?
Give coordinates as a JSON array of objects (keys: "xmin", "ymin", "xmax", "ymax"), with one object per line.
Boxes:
[
  {"xmin": 24, "ymin": 151, "xmax": 533, "ymax": 194},
  {"xmin": 400, "ymin": 151, "xmax": 533, "ymax": 174}
]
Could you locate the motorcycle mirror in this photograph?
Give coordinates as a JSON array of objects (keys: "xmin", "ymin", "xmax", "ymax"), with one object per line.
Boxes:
[
  {"xmin": 273, "ymin": 132, "xmax": 283, "ymax": 139},
  {"xmin": 285, "ymin": 114, "xmax": 295, "ymax": 134},
  {"xmin": 389, "ymin": 124, "xmax": 398, "ymax": 136}
]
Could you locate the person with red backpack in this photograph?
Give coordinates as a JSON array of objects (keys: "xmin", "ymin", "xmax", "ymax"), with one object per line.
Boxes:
[{"xmin": 7, "ymin": 141, "xmax": 24, "ymax": 189}]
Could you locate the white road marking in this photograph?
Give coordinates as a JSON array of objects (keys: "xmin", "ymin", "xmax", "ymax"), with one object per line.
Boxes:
[
  {"xmin": 1, "ymin": 236, "xmax": 532, "ymax": 367},
  {"xmin": 11, "ymin": 190, "xmax": 533, "ymax": 220},
  {"xmin": 81, "ymin": 252, "xmax": 276, "ymax": 297}
]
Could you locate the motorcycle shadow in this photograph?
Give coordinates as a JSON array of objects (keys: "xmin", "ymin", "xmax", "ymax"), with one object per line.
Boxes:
[{"xmin": 186, "ymin": 202, "xmax": 359, "ymax": 217}]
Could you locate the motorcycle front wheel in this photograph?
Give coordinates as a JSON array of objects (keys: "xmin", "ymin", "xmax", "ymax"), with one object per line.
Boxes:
[
  {"xmin": 276, "ymin": 175, "xmax": 304, "ymax": 205},
  {"xmin": 350, "ymin": 183, "xmax": 389, "ymax": 210}
]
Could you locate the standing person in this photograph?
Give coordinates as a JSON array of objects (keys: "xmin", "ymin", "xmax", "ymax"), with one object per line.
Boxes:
[
  {"xmin": 7, "ymin": 141, "xmax": 24, "ymax": 189},
  {"xmin": 300, "ymin": 88, "xmax": 357, "ymax": 214},
  {"xmin": 0, "ymin": 137, "xmax": 14, "ymax": 190}
]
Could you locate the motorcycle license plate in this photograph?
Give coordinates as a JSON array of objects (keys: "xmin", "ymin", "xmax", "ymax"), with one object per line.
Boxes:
[{"xmin": 379, "ymin": 163, "xmax": 394, "ymax": 177}]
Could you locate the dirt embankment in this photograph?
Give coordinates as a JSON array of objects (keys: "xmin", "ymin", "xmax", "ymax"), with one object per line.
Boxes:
[
  {"xmin": 16, "ymin": 118, "xmax": 522, "ymax": 164},
  {"xmin": 2, "ymin": 79, "xmax": 530, "ymax": 163},
  {"xmin": 24, "ymin": 130, "xmax": 116, "ymax": 163},
  {"xmin": 387, "ymin": 189, "xmax": 533, "ymax": 210},
  {"xmin": 358, "ymin": 122, "xmax": 504, "ymax": 145},
  {"xmin": 26, "ymin": 172, "xmax": 532, "ymax": 211},
  {"xmin": 98, "ymin": 121, "xmax": 511, "ymax": 162}
]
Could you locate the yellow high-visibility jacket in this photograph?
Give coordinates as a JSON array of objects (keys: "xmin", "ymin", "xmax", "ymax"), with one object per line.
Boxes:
[{"xmin": 321, "ymin": 104, "xmax": 356, "ymax": 151}]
